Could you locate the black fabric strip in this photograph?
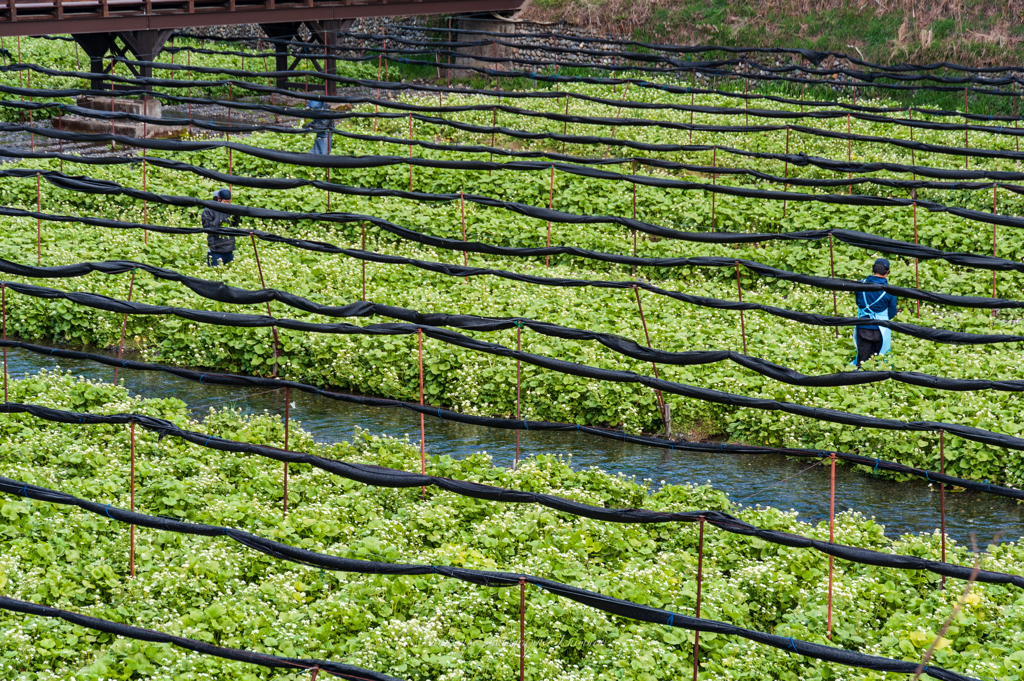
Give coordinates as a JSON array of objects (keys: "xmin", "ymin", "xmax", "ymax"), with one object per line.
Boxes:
[
  {"xmin": 11, "ymin": 170, "xmax": 1024, "ymax": 312},
  {"xmin": 0, "ymin": 409, "xmax": 1017, "ymax": 589},
  {"xmin": 12, "ymin": 98, "xmax": 1024, "ymax": 194},
  {"xmin": 13, "ymin": 121, "xmax": 1024, "ymax": 239},
  {"xmin": 0, "ymin": 472, "xmax": 993, "ymax": 679},
  {"xmin": 0, "ymin": 595, "xmax": 401, "ymax": 680},
  {"xmin": 6, "ymin": 257, "xmax": 1024, "ymax": 393},
  {"xmin": 4, "ymin": 149, "xmax": 1024, "ymax": 272},
  {"xmin": 41, "ymin": 57, "xmax": 1024, "ymax": 138},
  {"xmin": 3, "ymin": 338, "xmax": 1018, "ymax": 501},
  {"xmin": 10, "ymin": 57, "xmax": 1024, "ymax": 141},
  {"xmin": 3, "ymin": 280, "xmax": 1023, "ymax": 451}
]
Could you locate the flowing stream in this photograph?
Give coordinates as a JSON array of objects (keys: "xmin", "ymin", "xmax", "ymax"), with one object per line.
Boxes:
[{"xmin": 6, "ymin": 346, "xmax": 1022, "ymax": 545}]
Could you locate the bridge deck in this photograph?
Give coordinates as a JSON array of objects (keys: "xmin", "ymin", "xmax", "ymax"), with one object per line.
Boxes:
[{"xmin": 0, "ymin": 0, "xmax": 520, "ymax": 36}]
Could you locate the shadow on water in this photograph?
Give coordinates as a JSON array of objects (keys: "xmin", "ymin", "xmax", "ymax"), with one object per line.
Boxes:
[{"xmin": 6, "ymin": 347, "xmax": 1021, "ymax": 545}]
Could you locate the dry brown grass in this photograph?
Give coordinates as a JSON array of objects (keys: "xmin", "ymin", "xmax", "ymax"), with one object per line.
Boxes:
[{"xmin": 515, "ymin": 0, "xmax": 1024, "ymax": 67}]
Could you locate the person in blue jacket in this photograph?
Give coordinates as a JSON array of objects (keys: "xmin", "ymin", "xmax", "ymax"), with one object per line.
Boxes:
[
  {"xmin": 852, "ymin": 258, "xmax": 898, "ymax": 366},
  {"xmin": 305, "ymin": 100, "xmax": 334, "ymax": 155}
]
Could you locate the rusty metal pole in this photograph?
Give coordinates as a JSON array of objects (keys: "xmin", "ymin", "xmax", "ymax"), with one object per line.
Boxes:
[
  {"xmin": 129, "ymin": 421, "xmax": 136, "ymax": 578},
  {"xmin": 710, "ymin": 146, "xmax": 717, "ymax": 228},
  {"xmin": 1, "ymin": 284, "xmax": 6, "ymax": 403},
  {"xmin": 418, "ymin": 328, "xmax": 426, "ymax": 497},
  {"xmin": 692, "ymin": 516, "xmax": 705, "ymax": 681},
  {"xmin": 460, "ymin": 191, "xmax": 468, "ymax": 283},
  {"xmin": 735, "ymin": 261, "xmax": 747, "ymax": 355},
  {"xmin": 519, "ymin": 576, "xmax": 527, "ymax": 681},
  {"xmin": 36, "ymin": 173, "xmax": 41, "ymax": 265},
  {"xmin": 827, "ymin": 452, "xmax": 836, "ymax": 640},
  {"xmin": 689, "ymin": 70, "xmax": 695, "ymax": 143},
  {"xmin": 914, "ymin": 201, "xmax": 920, "ymax": 317},
  {"xmin": 361, "ymin": 221, "xmax": 367, "ymax": 301},
  {"xmin": 939, "ymin": 429, "xmax": 946, "ymax": 588},
  {"xmin": 634, "ymin": 285, "xmax": 667, "ymax": 432},
  {"xmin": 515, "ymin": 326, "xmax": 522, "ymax": 470},
  {"xmin": 632, "ymin": 159, "xmax": 638, "ymax": 277},
  {"xmin": 283, "ymin": 386, "xmax": 290, "ymax": 517},
  {"xmin": 829, "ymin": 234, "xmax": 838, "ymax": 337},
  {"xmin": 992, "ymin": 185, "xmax": 998, "ymax": 302},
  {"xmin": 408, "ymin": 113, "xmax": 414, "ymax": 191},
  {"xmin": 783, "ymin": 126, "xmax": 790, "ymax": 218},
  {"xmin": 847, "ymin": 114, "xmax": 852, "ymax": 195},
  {"xmin": 113, "ymin": 269, "xmax": 136, "ymax": 384},
  {"xmin": 545, "ymin": 166, "xmax": 554, "ymax": 267},
  {"xmin": 964, "ymin": 86, "xmax": 969, "ymax": 169},
  {"xmin": 249, "ymin": 233, "xmax": 281, "ymax": 377}
]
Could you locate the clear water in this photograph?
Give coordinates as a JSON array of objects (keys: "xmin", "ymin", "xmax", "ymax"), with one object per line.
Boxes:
[{"xmin": 5, "ymin": 346, "xmax": 1022, "ymax": 545}]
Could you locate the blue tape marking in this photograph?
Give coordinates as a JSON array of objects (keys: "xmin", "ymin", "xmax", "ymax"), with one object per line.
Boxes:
[
  {"xmin": 873, "ymin": 459, "xmax": 880, "ymax": 473},
  {"xmin": 926, "ymin": 471, "xmax": 932, "ymax": 482},
  {"xmin": 788, "ymin": 638, "xmax": 798, "ymax": 653},
  {"xmin": 437, "ymin": 408, "xmax": 441, "ymax": 418},
  {"xmin": 204, "ymin": 437, "xmax": 212, "ymax": 447},
  {"xmin": 576, "ymin": 424, "xmax": 580, "ymax": 431},
  {"xmin": 18, "ymin": 485, "xmax": 27, "ymax": 496},
  {"xmin": 667, "ymin": 613, "xmax": 673, "ymax": 628},
  {"xmin": 105, "ymin": 504, "xmax": 113, "ymax": 518},
  {"xmin": 524, "ymin": 421, "xmax": 529, "ymax": 430},
  {"xmin": 122, "ymin": 360, "xmax": 128, "ymax": 367}
]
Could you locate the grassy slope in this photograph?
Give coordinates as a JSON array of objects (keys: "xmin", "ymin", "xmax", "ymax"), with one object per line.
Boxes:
[{"xmin": 519, "ymin": 0, "xmax": 1024, "ymax": 69}]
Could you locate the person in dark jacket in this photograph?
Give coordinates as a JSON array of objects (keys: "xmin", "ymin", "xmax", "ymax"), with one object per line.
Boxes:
[
  {"xmin": 305, "ymin": 100, "xmax": 334, "ymax": 155},
  {"xmin": 202, "ymin": 188, "xmax": 238, "ymax": 266},
  {"xmin": 852, "ymin": 258, "xmax": 898, "ymax": 366}
]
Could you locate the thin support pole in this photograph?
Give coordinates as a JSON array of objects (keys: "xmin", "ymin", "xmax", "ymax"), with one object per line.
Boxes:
[
  {"xmin": 361, "ymin": 221, "xmax": 367, "ymax": 300},
  {"xmin": 827, "ymin": 452, "xmax": 836, "ymax": 640},
  {"xmin": 562, "ymin": 94, "xmax": 568, "ymax": 154},
  {"xmin": 735, "ymin": 261, "xmax": 747, "ymax": 355},
  {"xmin": 249, "ymin": 233, "xmax": 281, "ymax": 377},
  {"xmin": 283, "ymin": 386, "xmax": 290, "ymax": 517},
  {"xmin": 447, "ymin": 18, "xmax": 451, "ymax": 88},
  {"xmin": 910, "ymin": 109, "xmax": 915, "ymax": 169},
  {"xmin": 129, "ymin": 421, "xmax": 136, "ymax": 578},
  {"xmin": 992, "ymin": 186, "xmax": 998, "ymax": 302},
  {"xmin": 418, "ymin": 328, "xmax": 426, "ymax": 497},
  {"xmin": 634, "ymin": 286, "xmax": 667, "ymax": 431},
  {"xmin": 113, "ymin": 269, "xmax": 136, "ymax": 384},
  {"xmin": 939, "ymin": 429, "xmax": 946, "ymax": 587},
  {"xmin": 374, "ymin": 53, "xmax": 381, "ymax": 133},
  {"xmin": 689, "ymin": 70, "xmax": 695, "ymax": 143},
  {"xmin": 846, "ymin": 114, "xmax": 852, "ymax": 195},
  {"xmin": 519, "ymin": 576, "xmax": 527, "ymax": 681},
  {"xmin": 489, "ymin": 106, "xmax": 497, "ymax": 169},
  {"xmin": 632, "ymin": 159, "xmax": 638, "ymax": 277},
  {"xmin": 913, "ymin": 201, "xmax": 920, "ymax": 317},
  {"xmin": 692, "ymin": 516, "xmax": 705, "ymax": 681},
  {"xmin": 142, "ymin": 155, "xmax": 148, "ymax": 244},
  {"xmin": 964, "ymin": 87, "xmax": 969, "ymax": 169},
  {"xmin": 546, "ymin": 166, "xmax": 554, "ymax": 267},
  {"xmin": 783, "ymin": 126, "xmax": 790, "ymax": 218},
  {"xmin": 188, "ymin": 50, "xmax": 193, "ymax": 137},
  {"xmin": 1, "ymin": 284, "xmax": 6, "ymax": 403},
  {"xmin": 515, "ymin": 326, "xmax": 522, "ymax": 470},
  {"xmin": 829, "ymin": 234, "xmax": 838, "ymax": 337},
  {"xmin": 408, "ymin": 113, "xmax": 413, "ymax": 191},
  {"xmin": 36, "ymin": 173, "xmax": 41, "ymax": 265},
  {"xmin": 460, "ymin": 191, "xmax": 468, "ymax": 282},
  {"xmin": 710, "ymin": 147, "xmax": 717, "ymax": 228}
]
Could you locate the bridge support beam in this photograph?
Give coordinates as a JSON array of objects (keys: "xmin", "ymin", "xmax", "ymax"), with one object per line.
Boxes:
[{"xmin": 72, "ymin": 29, "xmax": 173, "ymax": 92}]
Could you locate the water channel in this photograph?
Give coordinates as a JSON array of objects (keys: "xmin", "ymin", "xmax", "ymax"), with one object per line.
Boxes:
[{"xmin": 6, "ymin": 346, "xmax": 1022, "ymax": 545}]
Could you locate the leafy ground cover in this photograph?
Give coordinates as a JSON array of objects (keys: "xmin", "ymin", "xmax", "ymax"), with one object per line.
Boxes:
[
  {"xmin": 1, "ymin": 50, "xmax": 1023, "ymax": 487},
  {"xmin": 2, "ymin": 371, "xmax": 1024, "ymax": 680}
]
